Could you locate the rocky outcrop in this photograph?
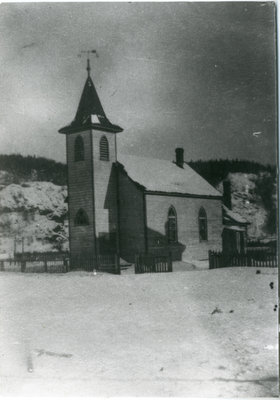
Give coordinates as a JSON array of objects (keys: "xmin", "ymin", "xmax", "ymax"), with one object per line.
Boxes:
[{"xmin": 0, "ymin": 181, "xmax": 68, "ymax": 256}]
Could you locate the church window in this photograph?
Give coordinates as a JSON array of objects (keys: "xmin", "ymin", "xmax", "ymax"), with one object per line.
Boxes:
[
  {"xmin": 167, "ymin": 206, "xmax": 177, "ymax": 243},
  {"xmin": 198, "ymin": 207, "xmax": 208, "ymax": 241},
  {"xmin": 74, "ymin": 208, "xmax": 89, "ymax": 226},
  {"xmin": 100, "ymin": 136, "xmax": 109, "ymax": 161},
  {"xmin": 74, "ymin": 135, "xmax": 84, "ymax": 162}
]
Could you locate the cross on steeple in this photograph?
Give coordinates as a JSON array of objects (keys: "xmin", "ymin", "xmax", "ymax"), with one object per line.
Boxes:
[{"xmin": 78, "ymin": 50, "xmax": 98, "ymax": 77}]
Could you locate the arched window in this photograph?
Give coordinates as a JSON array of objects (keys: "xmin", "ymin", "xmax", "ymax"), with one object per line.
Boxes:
[
  {"xmin": 74, "ymin": 135, "xmax": 84, "ymax": 162},
  {"xmin": 74, "ymin": 208, "xmax": 89, "ymax": 226},
  {"xmin": 167, "ymin": 206, "xmax": 177, "ymax": 243},
  {"xmin": 198, "ymin": 207, "xmax": 208, "ymax": 241},
  {"xmin": 100, "ymin": 136, "xmax": 109, "ymax": 161}
]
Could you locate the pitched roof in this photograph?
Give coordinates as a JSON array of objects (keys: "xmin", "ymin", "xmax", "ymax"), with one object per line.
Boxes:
[
  {"xmin": 59, "ymin": 77, "xmax": 123, "ymax": 134},
  {"xmin": 117, "ymin": 154, "xmax": 222, "ymax": 198}
]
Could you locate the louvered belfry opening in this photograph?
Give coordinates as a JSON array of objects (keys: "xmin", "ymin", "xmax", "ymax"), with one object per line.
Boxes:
[{"xmin": 100, "ymin": 135, "xmax": 109, "ymax": 161}]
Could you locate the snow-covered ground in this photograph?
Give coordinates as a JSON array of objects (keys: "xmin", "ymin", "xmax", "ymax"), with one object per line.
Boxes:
[{"xmin": 0, "ymin": 267, "xmax": 278, "ymax": 397}]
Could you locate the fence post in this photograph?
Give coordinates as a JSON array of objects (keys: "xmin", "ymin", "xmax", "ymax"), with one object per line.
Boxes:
[
  {"xmin": 168, "ymin": 252, "xmax": 172, "ymax": 272},
  {"xmin": 96, "ymin": 255, "xmax": 99, "ymax": 273},
  {"xmin": 115, "ymin": 253, "xmax": 120, "ymax": 275},
  {"xmin": 208, "ymin": 251, "xmax": 212, "ymax": 269},
  {"xmin": 44, "ymin": 258, "xmax": 48, "ymax": 273},
  {"xmin": 135, "ymin": 255, "xmax": 139, "ymax": 274},
  {"xmin": 247, "ymin": 253, "xmax": 251, "ymax": 267},
  {"xmin": 225, "ymin": 252, "xmax": 227, "ymax": 268},
  {"xmin": 63, "ymin": 257, "xmax": 69, "ymax": 273},
  {"xmin": 152, "ymin": 255, "xmax": 156, "ymax": 273},
  {"xmin": 21, "ymin": 261, "xmax": 26, "ymax": 273}
]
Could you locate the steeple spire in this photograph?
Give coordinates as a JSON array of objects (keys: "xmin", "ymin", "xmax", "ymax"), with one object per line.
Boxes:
[
  {"xmin": 87, "ymin": 57, "xmax": 91, "ymax": 78},
  {"xmin": 58, "ymin": 51, "xmax": 123, "ymax": 135}
]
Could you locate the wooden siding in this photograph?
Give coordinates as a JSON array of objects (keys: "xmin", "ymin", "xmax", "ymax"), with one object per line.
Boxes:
[
  {"xmin": 145, "ymin": 194, "xmax": 223, "ymax": 260},
  {"xmin": 118, "ymin": 169, "xmax": 146, "ymax": 261},
  {"xmin": 92, "ymin": 132, "xmax": 118, "ymax": 252},
  {"xmin": 67, "ymin": 131, "xmax": 95, "ymax": 262},
  {"xmin": 66, "ymin": 129, "xmax": 223, "ymax": 263}
]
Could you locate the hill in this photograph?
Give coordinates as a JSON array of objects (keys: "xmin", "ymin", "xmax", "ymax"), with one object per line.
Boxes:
[
  {"xmin": 188, "ymin": 159, "xmax": 276, "ymax": 187},
  {"xmin": 0, "ymin": 154, "xmax": 66, "ymax": 186}
]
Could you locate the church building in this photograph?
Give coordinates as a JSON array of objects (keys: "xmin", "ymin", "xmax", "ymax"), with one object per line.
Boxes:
[{"xmin": 59, "ymin": 60, "xmax": 224, "ymax": 267}]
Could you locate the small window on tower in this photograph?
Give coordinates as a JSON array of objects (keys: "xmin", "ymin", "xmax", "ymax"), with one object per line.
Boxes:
[
  {"xmin": 74, "ymin": 209, "xmax": 89, "ymax": 226},
  {"xmin": 198, "ymin": 207, "xmax": 208, "ymax": 241},
  {"xmin": 100, "ymin": 136, "xmax": 109, "ymax": 161},
  {"xmin": 74, "ymin": 135, "xmax": 84, "ymax": 162}
]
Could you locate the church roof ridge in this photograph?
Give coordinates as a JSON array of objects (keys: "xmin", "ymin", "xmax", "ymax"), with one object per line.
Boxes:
[{"xmin": 117, "ymin": 154, "xmax": 222, "ymax": 198}]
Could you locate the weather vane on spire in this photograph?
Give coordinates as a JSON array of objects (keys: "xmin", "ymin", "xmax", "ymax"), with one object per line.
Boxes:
[{"xmin": 78, "ymin": 50, "xmax": 99, "ymax": 77}]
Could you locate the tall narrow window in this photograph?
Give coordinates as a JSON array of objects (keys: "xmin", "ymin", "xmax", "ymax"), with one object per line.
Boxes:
[
  {"xmin": 167, "ymin": 206, "xmax": 177, "ymax": 243},
  {"xmin": 74, "ymin": 209, "xmax": 89, "ymax": 226},
  {"xmin": 74, "ymin": 135, "xmax": 84, "ymax": 162},
  {"xmin": 198, "ymin": 207, "xmax": 208, "ymax": 241},
  {"xmin": 100, "ymin": 136, "xmax": 109, "ymax": 161}
]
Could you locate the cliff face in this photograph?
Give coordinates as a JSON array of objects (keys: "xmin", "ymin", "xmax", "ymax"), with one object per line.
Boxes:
[{"xmin": 0, "ymin": 181, "xmax": 68, "ymax": 256}]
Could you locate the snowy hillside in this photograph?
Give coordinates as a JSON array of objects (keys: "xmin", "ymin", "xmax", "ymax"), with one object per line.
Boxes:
[{"xmin": 0, "ymin": 181, "xmax": 68, "ymax": 256}]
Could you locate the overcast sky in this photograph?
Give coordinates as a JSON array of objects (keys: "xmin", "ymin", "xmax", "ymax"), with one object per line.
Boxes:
[{"xmin": 0, "ymin": 2, "xmax": 277, "ymax": 165}]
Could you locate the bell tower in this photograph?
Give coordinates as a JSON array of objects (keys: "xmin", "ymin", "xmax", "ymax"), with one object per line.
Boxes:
[{"xmin": 59, "ymin": 56, "xmax": 123, "ymax": 269}]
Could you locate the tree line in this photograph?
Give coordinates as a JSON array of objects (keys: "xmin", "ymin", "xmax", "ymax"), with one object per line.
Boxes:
[
  {"xmin": 188, "ymin": 158, "xmax": 276, "ymax": 186},
  {"xmin": 0, "ymin": 154, "xmax": 67, "ymax": 185}
]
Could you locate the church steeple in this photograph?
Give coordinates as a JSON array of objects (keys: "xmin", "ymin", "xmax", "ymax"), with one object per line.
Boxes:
[{"xmin": 59, "ymin": 58, "xmax": 123, "ymax": 134}]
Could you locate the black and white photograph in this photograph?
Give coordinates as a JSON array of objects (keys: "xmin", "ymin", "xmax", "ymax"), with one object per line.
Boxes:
[{"xmin": 0, "ymin": 1, "xmax": 278, "ymax": 397}]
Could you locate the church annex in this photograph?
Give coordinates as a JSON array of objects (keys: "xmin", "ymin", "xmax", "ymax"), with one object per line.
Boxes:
[{"xmin": 59, "ymin": 61, "xmax": 223, "ymax": 267}]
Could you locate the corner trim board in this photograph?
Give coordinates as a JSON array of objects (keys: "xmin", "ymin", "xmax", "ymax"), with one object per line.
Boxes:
[
  {"xmin": 90, "ymin": 130, "xmax": 98, "ymax": 265},
  {"xmin": 143, "ymin": 192, "xmax": 148, "ymax": 253}
]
